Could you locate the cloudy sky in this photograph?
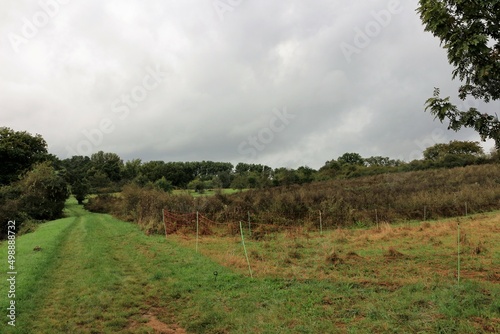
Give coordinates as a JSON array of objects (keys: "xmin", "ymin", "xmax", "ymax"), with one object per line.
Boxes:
[{"xmin": 1, "ymin": 0, "xmax": 498, "ymax": 169}]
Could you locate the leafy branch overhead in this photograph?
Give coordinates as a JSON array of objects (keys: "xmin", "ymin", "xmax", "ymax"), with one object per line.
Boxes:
[{"xmin": 417, "ymin": 0, "xmax": 500, "ymax": 147}]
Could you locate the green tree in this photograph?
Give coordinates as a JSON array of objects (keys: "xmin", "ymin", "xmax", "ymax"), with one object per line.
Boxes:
[
  {"xmin": 364, "ymin": 156, "xmax": 402, "ymax": 167},
  {"xmin": 318, "ymin": 159, "xmax": 342, "ymax": 179},
  {"xmin": 417, "ymin": 1, "xmax": 500, "ymax": 147},
  {"xmin": 87, "ymin": 170, "xmax": 111, "ymax": 191},
  {"xmin": 216, "ymin": 171, "xmax": 232, "ymax": 188},
  {"xmin": 230, "ymin": 175, "xmax": 248, "ymax": 191},
  {"xmin": 423, "ymin": 140, "xmax": 484, "ymax": 167},
  {"xmin": 188, "ymin": 178, "xmax": 205, "ymax": 193},
  {"xmin": 141, "ymin": 161, "xmax": 166, "ymax": 183},
  {"xmin": 337, "ymin": 153, "xmax": 365, "ymax": 166},
  {"xmin": 61, "ymin": 156, "xmax": 92, "ymax": 185},
  {"xmin": 296, "ymin": 166, "xmax": 316, "ymax": 184},
  {"xmin": 0, "ymin": 127, "xmax": 49, "ymax": 185},
  {"xmin": 122, "ymin": 159, "xmax": 142, "ymax": 181},
  {"xmin": 72, "ymin": 178, "xmax": 91, "ymax": 204},
  {"xmin": 0, "ymin": 185, "xmax": 23, "ymax": 238},
  {"xmin": 423, "ymin": 140, "xmax": 484, "ymax": 161},
  {"xmin": 18, "ymin": 162, "xmax": 69, "ymax": 220},
  {"xmin": 90, "ymin": 151, "xmax": 123, "ymax": 182},
  {"xmin": 154, "ymin": 176, "xmax": 173, "ymax": 193},
  {"xmin": 273, "ymin": 168, "xmax": 299, "ymax": 186}
]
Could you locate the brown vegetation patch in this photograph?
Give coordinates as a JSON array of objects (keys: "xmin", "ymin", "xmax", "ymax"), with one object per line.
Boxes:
[
  {"xmin": 142, "ymin": 313, "xmax": 186, "ymax": 334},
  {"xmin": 345, "ymin": 251, "xmax": 363, "ymax": 260},
  {"xmin": 472, "ymin": 242, "xmax": 487, "ymax": 255},
  {"xmin": 326, "ymin": 250, "xmax": 343, "ymax": 265},
  {"xmin": 471, "ymin": 316, "xmax": 500, "ymax": 333},
  {"xmin": 486, "ymin": 271, "xmax": 500, "ymax": 283},
  {"xmin": 357, "ymin": 280, "xmax": 402, "ymax": 292},
  {"xmin": 385, "ymin": 247, "xmax": 406, "ymax": 259},
  {"xmin": 420, "ymin": 222, "xmax": 431, "ymax": 229},
  {"xmin": 250, "ymin": 224, "xmax": 280, "ymax": 241}
]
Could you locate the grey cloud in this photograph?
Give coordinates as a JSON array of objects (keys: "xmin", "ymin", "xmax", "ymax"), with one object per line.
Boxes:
[{"xmin": 1, "ymin": 0, "xmax": 497, "ymax": 170}]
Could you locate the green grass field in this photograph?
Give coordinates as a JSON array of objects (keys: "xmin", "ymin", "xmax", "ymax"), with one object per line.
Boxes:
[{"xmin": 1, "ymin": 199, "xmax": 499, "ymax": 333}]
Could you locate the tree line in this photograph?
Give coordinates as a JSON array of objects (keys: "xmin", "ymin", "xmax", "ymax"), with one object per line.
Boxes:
[{"xmin": 1, "ymin": 126, "xmax": 499, "ymax": 238}]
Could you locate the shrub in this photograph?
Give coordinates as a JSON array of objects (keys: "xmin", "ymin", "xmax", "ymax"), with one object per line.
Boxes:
[
  {"xmin": 84, "ymin": 194, "xmax": 120, "ymax": 214},
  {"xmin": 18, "ymin": 162, "xmax": 69, "ymax": 220}
]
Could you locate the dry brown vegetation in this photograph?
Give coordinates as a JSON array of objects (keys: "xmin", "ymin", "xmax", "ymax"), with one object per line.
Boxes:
[
  {"xmin": 86, "ymin": 164, "xmax": 500, "ymax": 237},
  {"xmin": 171, "ymin": 212, "xmax": 500, "ymax": 287},
  {"xmin": 216, "ymin": 163, "xmax": 500, "ymax": 228}
]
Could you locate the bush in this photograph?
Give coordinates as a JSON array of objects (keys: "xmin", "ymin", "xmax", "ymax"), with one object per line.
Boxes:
[
  {"xmin": 0, "ymin": 162, "xmax": 69, "ymax": 239},
  {"xmin": 84, "ymin": 194, "xmax": 121, "ymax": 214},
  {"xmin": 87, "ymin": 184, "xmax": 197, "ymax": 234},
  {"xmin": 18, "ymin": 162, "xmax": 69, "ymax": 221}
]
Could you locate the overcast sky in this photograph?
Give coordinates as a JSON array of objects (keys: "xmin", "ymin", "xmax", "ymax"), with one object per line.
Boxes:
[{"xmin": 1, "ymin": 0, "xmax": 498, "ymax": 169}]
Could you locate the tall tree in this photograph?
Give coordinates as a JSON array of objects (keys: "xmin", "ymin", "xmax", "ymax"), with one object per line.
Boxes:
[
  {"xmin": 337, "ymin": 153, "xmax": 365, "ymax": 166},
  {"xmin": 0, "ymin": 127, "xmax": 49, "ymax": 185},
  {"xmin": 417, "ymin": 1, "xmax": 500, "ymax": 147},
  {"xmin": 90, "ymin": 151, "xmax": 123, "ymax": 182},
  {"xmin": 423, "ymin": 140, "xmax": 484, "ymax": 161},
  {"xmin": 122, "ymin": 159, "xmax": 142, "ymax": 181},
  {"xmin": 61, "ymin": 156, "xmax": 92, "ymax": 185},
  {"xmin": 72, "ymin": 178, "xmax": 91, "ymax": 204}
]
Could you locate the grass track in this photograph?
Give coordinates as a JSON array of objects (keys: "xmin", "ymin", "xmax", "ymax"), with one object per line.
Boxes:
[{"xmin": 1, "ymin": 199, "xmax": 499, "ymax": 333}]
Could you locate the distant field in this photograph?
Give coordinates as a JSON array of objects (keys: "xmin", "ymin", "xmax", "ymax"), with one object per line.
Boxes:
[{"xmin": 3, "ymin": 199, "xmax": 497, "ymax": 333}]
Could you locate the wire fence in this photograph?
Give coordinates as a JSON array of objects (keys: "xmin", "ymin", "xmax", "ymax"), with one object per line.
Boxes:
[
  {"xmin": 161, "ymin": 205, "xmax": 494, "ymax": 283},
  {"xmin": 162, "ymin": 202, "xmax": 477, "ymax": 238}
]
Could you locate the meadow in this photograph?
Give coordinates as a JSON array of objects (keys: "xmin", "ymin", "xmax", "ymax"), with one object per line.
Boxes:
[
  {"xmin": 168, "ymin": 211, "xmax": 500, "ymax": 332},
  {"xmin": 2, "ymin": 198, "xmax": 497, "ymax": 333}
]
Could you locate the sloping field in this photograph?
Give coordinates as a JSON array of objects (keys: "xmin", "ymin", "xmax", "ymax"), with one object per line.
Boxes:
[{"xmin": 1, "ymin": 200, "xmax": 499, "ymax": 333}]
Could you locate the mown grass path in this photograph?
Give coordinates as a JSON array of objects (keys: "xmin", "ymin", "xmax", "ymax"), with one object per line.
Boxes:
[
  {"xmin": 0, "ymin": 201, "xmax": 190, "ymax": 333},
  {"xmin": 1, "ymin": 200, "xmax": 499, "ymax": 333}
]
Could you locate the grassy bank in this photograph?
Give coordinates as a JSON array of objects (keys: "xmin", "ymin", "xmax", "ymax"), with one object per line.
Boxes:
[{"xmin": 1, "ymin": 200, "xmax": 498, "ymax": 333}]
